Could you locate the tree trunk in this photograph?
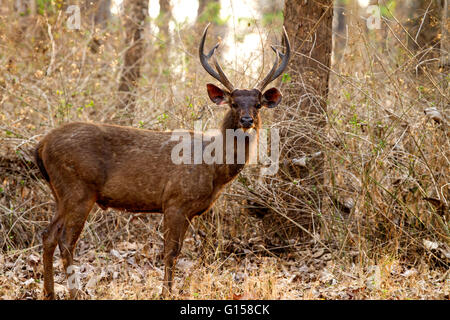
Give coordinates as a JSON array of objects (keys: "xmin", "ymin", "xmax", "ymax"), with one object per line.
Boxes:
[
  {"xmin": 83, "ymin": 0, "xmax": 112, "ymax": 53},
  {"xmin": 406, "ymin": 0, "xmax": 443, "ymax": 72},
  {"xmin": 266, "ymin": 0, "xmax": 333, "ymax": 238},
  {"xmin": 157, "ymin": 0, "xmax": 172, "ymax": 48},
  {"xmin": 332, "ymin": 0, "xmax": 347, "ymax": 61},
  {"xmin": 12, "ymin": 0, "xmax": 40, "ymax": 45},
  {"xmin": 83, "ymin": 0, "xmax": 111, "ymax": 27},
  {"xmin": 94, "ymin": 0, "xmax": 112, "ymax": 27},
  {"xmin": 197, "ymin": 0, "xmax": 207, "ymax": 20},
  {"xmin": 196, "ymin": 0, "xmax": 219, "ymax": 22},
  {"xmin": 115, "ymin": 0, "xmax": 149, "ymax": 125},
  {"xmin": 405, "ymin": 1, "xmax": 447, "ymax": 108},
  {"xmin": 438, "ymin": 0, "xmax": 449, "ymax": 109}
]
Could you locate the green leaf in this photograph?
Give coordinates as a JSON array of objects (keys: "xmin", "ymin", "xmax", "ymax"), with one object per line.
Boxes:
[{"xmin": 281, "ymin": 73, "xmax": 291, "ymax": 83}]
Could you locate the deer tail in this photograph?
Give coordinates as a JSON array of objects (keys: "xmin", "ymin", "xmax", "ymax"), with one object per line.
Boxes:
[{"xmin": 34, "ymin": 142, "xmax": 50, "ymax": 182}]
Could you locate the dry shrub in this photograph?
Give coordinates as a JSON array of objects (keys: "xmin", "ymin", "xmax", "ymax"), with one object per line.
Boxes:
[
  {"xmin": 0, "ymin": 4, "xmax": 448, "ymax": 276},
  {"xmin": 237, "ymin": 12, "xmax": 449, "ymax": 267}
]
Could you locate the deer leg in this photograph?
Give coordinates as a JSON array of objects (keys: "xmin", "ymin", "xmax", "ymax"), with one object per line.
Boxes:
[
  {"xmin": 57, "ymin": 192, "xmax": 96, "ymax": 300},
  {"xmin": 42, "ymin": 184, "xmax": 63, "ymax": 300},
  {"xmin": 42, "ymin": 210, "xmax": 63, "ymax": 300},
  {"xmin": 162, "ymin": 207, "xmax": 189, "ymax": 298}
]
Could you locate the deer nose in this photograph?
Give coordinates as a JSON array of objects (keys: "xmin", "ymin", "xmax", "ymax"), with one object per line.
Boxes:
[{"xmin": 240, "ymin": 116, "xmax": 254, "ymax": 128}]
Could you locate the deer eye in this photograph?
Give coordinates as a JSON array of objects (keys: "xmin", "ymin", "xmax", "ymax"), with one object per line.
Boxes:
[
  {"xmin": 256, "ymin": 104, "xmax": 262, "ymax": 109},
  {"xmin": 231, "ymin": 103, "xmax": 238, "ymax": 108}
]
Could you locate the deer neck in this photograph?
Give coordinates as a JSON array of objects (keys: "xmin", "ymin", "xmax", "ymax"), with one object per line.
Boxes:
[{"xmin": 215, "ymin": 110, "xmax": 259, "ymax": 183}]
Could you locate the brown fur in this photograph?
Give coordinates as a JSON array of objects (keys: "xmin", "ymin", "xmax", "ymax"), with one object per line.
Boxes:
[{"xmin": 35, "ymin": 86, "xmax": 282, "ymax": 299}]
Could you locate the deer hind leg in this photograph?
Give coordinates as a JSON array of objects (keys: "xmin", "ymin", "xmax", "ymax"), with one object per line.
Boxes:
[
  {"xmin": 57, "ymin": 189, "xmax": 96, "ymax": 300},
  {"xmin": 42, "ymin": 206, "xmax": 63, "ymax": 300},
  {"xmin": 162, "ymin": 207, "xmax": 190, "ymax": 298}
]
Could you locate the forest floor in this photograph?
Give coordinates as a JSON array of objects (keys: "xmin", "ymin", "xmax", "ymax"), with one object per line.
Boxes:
[
  {"xmin": 1, "ymin": 234, "xmax": 448, "ymax": 300},
  {"xmin": 0, "ymin": 4, "xmax": 448, "ymax": 301}
]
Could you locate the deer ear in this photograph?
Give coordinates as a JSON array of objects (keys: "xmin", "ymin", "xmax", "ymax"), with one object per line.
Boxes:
[
  {"xmin": 261, "ymin": 87, "xmax": 282, "ymax": 108},
  {"xmin": 207, "ymin": 84, "xmax": 229, "ymax": 105}
]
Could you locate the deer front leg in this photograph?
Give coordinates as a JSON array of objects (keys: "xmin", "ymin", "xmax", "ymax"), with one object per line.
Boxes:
[{"xmin": 161, "ymin": 207, "xmax": 189, "ymax": 298}]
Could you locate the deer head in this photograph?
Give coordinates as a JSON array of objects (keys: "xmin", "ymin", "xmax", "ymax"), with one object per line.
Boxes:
[{"xmin": 199, "ymin": 24, "xmax": 291, "ymax": 132}]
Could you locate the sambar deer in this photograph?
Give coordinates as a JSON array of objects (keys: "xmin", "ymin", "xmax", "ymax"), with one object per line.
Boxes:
[{"xmin": 35, "ymin": 24, "xmax": 290, "ymax": 299}]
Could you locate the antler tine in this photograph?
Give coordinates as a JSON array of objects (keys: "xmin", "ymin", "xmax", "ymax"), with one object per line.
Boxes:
[
  {"xmin": 199, "ymin": 25, "xmax": 220, "ymax": 80},
  {"xmin": 213, "ymin": 57, "xmax": 235, "ymax": 92},
  {"xmin": 257, "ymin": 26, "xmax": 291, "ymax": 92},
  {"xmin": 257, "ymin": 46, "xmax": 280, "ymax": 91},
  {"xmin": 199, "ymin": 24, "xmax": 235, "ymax": 92},
  {"xmin": 206, "ymin": 43, "xmax": 219, "ymax": 60}
]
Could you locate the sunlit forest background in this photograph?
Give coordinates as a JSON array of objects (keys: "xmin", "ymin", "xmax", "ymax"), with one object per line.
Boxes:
[{"xmin": 0, "ymin": 0, "xmax": 448, "ymax": 299}]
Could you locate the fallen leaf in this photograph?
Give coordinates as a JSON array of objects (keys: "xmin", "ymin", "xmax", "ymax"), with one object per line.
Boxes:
[
  {"xmin": 423, "ymin": 239, "xmax": 439, "ymax": 250},
  {"xmin": 401, "ymin": 269, "xmax": 417, "ymax": 278},
  {"xmin": 110, "ymin": 249, "xmax": 122, "ymax": 259}
]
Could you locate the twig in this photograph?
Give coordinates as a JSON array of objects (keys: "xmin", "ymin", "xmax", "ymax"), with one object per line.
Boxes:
[
  {"xmin": 415, "ymin": 1, "xmax": 433, "ymax": 43},
  {"xmin": 46, "ymin": 22, "xmax": 56, "ymax": 76}
]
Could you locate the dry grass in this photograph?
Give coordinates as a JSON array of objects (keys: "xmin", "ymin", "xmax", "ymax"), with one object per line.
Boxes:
[
  {"xmin": 1, "ymin": 238, "xmax": 448, "ymax": 299},
  {"xmin": 0, "ymin": 2, "xmax": 448, "ymax": 300}
]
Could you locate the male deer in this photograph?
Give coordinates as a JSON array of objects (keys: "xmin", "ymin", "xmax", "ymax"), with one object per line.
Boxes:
[{"xmin": 35, "ymin": 25, "xmax": 290, "ymax": 299}]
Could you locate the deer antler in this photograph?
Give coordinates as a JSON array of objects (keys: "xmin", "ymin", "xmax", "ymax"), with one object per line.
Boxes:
[
  {"xmin": 257, "ymin": 26, "xmax": 291, "ymax": 92},
  {"xmin": 199, "ymin": 24, "xmax": 235, "ymax": 92}
]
